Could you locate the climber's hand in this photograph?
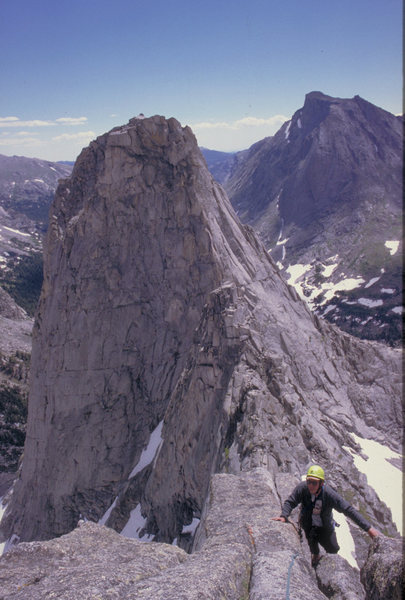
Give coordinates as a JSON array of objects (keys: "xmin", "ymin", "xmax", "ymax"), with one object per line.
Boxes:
[
  {"xmin": 271, "ymin": 516, "xmax": 287, "ymax": 522},
  {"xmin": 367, "ymin": 527, "xmax": 379, "ymax": 538}
]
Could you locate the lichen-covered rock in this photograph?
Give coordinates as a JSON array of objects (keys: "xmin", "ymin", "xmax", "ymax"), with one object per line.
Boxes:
[
  {"xmin": 0, "ymin": 521, "xmax": 187, "ymax": 599},
  {"xmin": 315, "ymin": 554, "xmax": 365, "ymax": 599},
  {"xmin": 360, "ymin": 536, "xmax": 404, "ymax": 600}
]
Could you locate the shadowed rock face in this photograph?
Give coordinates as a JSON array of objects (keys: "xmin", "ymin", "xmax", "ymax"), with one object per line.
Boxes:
[{"xmin": 0, "ymin": 116, "xmax": 401, "ymax": 560}]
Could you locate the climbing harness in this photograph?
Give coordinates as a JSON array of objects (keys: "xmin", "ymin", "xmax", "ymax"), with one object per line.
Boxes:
[{"xmin": 285, "ymin": 551, "xmax": 299, "ymax": 600}]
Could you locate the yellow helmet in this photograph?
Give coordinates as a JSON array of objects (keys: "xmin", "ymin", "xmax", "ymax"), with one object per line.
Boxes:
[{"xmin": 307, "ymin": 465, "xmax": 325, "ymax": 481}]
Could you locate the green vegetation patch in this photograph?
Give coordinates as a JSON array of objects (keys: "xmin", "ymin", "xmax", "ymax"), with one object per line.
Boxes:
[{"xmin": 0, "ymin": 252, "xmax": 43, "ymax": 315}]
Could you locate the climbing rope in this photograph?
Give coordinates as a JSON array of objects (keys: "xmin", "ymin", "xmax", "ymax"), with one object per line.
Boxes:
[
  {"xmin": 285, "ymin": 552, "xmax": 299, "ymax": 600},
  {"xmin": 248, "ymin": 521, "xmax": 300, "ymax": 599}
]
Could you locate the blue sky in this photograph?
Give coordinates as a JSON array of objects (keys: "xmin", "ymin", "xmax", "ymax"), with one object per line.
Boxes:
[{"xmin": 0, "ymin": 0, "xmax": 402, "ymax": 161}]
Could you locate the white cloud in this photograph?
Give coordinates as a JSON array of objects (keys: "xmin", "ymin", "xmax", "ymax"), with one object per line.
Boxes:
[
  {"xmin": 192, "ymin": 115, "xmax": 288, "ymax": 131},
  {"xmin": 0, "ymin": 116, "xmax": 89, "ymax": 129},
  {"xmin": 0, "ymin": 136, "xmax": 43, "ymax": 147},
  {"xmin": 16, "ymin": 131, "xmax": 38, "ymax": 136},
  {"xmin": 55, "ymin": 117, "xmax": 88, "ymax": 126},
  {"xmin": 190, "ymin": 114, "xmax": 289, "ymax": 151},
  {"xmin": 52, "ymin": 130, "xmax": 96, "ymax": 142},
  {"xmin": 0, "ymin": 117, "xmax": 54, "ymax": 128},
  {"xmin": 192, "ymin": 120, "xmax": 231, "ymax": 130}
]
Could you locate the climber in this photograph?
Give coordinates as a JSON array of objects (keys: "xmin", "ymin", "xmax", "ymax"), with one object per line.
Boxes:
[{"xmin": 271, "ymin": 465, "xmax": 380, "ymax": 567}]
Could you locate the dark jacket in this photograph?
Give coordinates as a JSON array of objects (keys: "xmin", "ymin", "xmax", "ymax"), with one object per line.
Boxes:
[{"xmin": 280, "ymin": 481, "xmax": 371, "ymax": 532}]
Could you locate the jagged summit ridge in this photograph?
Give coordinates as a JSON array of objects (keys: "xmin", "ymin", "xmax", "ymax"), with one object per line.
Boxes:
[{"xmin": 0, "ymin": 115, "xmax": 401, "ymax": 557}]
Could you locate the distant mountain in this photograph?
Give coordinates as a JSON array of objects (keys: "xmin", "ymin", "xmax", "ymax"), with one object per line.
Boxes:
[
  {"xmin": 224, "ymin": 92, "xmax": 403, "ymax": 346},
  {"xmin": 0, "ymin": 154, "xmax": 73, "ymax": 315},
  {"xmin": 0, "ymin": 154, "xmax": 73, "ymax": 231}
]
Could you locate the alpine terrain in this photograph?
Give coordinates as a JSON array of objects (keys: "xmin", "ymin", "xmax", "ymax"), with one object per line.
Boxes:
[
  {"xmin": 224, "ymin": 92, "xmax": 403, "ymax": 346},
  {"xmin": 0, "ymin": 114, "xmax": 402, "ymax": 599}
]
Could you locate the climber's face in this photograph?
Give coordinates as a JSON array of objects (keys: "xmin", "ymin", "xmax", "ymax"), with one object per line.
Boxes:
[{"xmin": 306, "ymin": 478, "xmax": 322, "ymax": 494}]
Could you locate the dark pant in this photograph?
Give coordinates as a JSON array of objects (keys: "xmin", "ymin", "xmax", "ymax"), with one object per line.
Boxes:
[{"xmin": 304, "ymin": 526, "xmax": 340, "ymax": 555}]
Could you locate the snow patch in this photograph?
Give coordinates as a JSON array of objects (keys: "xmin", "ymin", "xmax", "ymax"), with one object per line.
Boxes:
[
  {"xmin": 333, "ymin": 510, "xmax": 358, "ymax": 569},
  {"xmin": 384, "ymin": 240, "xmax": 399, "ymax": 256},
  {"xmin": 297, "ymin": 117, "xmax": 302, "ymax": 129},
  {"xmin": 322, "ymin": 304, "xmax": 336, "ymax": 316},
  {"xmin": 0, "ymin": 498, "xmax": 5, "ymax": 555},
  {"xmin": 344, "ymin": 434, "xmax": 403, "ymax": 535},
  {"xmin": 284, "ymin": 121, "xmax": 292, "ymax": 140},
  {"xmin": 391, "ymin": 306, "xmax": 403, "ymax": 314},
  {"xmin": 285, "ymin": 261, "xmax": 365, "ymax": 306},
  {"xmin": 3, "ymin": 226, "xmax": 31, "ymax": 237},
  {"xmin": 99, "ymin": 496, "xmax": 118, "ymax": 525},
  {"xmin": 0, "ymin": 497, "xmax": 19, "ymax": 557},
  {"xmin": 322, "ymin": 262, "xmax": 338, "ymax": 278},
  {"xmin": 357, "ymin": 298, "xmax": 383, "ymax": 308},
  {"xmin": 320, "ymin": 277, "xmax": 365, "ymax": 305},
  {"xmin": 121, "ymin": 504, "xmax": 154, "ymax": 541},
  {"xmin": 381, "ymin": 288, "xmax": 395, "ymax": 294},
  {"xmin": 365, "ymin": 277, "xmax": 380, "ymax": 289},
  {"xmin": 182, "ymin": 517, "xmax": 200, "ymax": 535},
  {"xmin": 285, "ymin": 263, "xmax": 312, "ymax": 286},
  {"xmin": 129, "ymin": 421, "xmax": 164, "ymax": 478}
]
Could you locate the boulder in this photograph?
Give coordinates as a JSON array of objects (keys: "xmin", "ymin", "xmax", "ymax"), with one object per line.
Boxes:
[
  {"xmin": 360, "ymin": 535, "xmax": 404, "ymax": 600},
  {"xmin": 315, "ymin": 553, "xmax": 365, "ymax": 599}
]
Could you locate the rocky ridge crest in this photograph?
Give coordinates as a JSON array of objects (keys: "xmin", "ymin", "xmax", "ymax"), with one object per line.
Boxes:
[{"xmin": 0, "ymin": 470, "xmax": 402, "ymax": 599}]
